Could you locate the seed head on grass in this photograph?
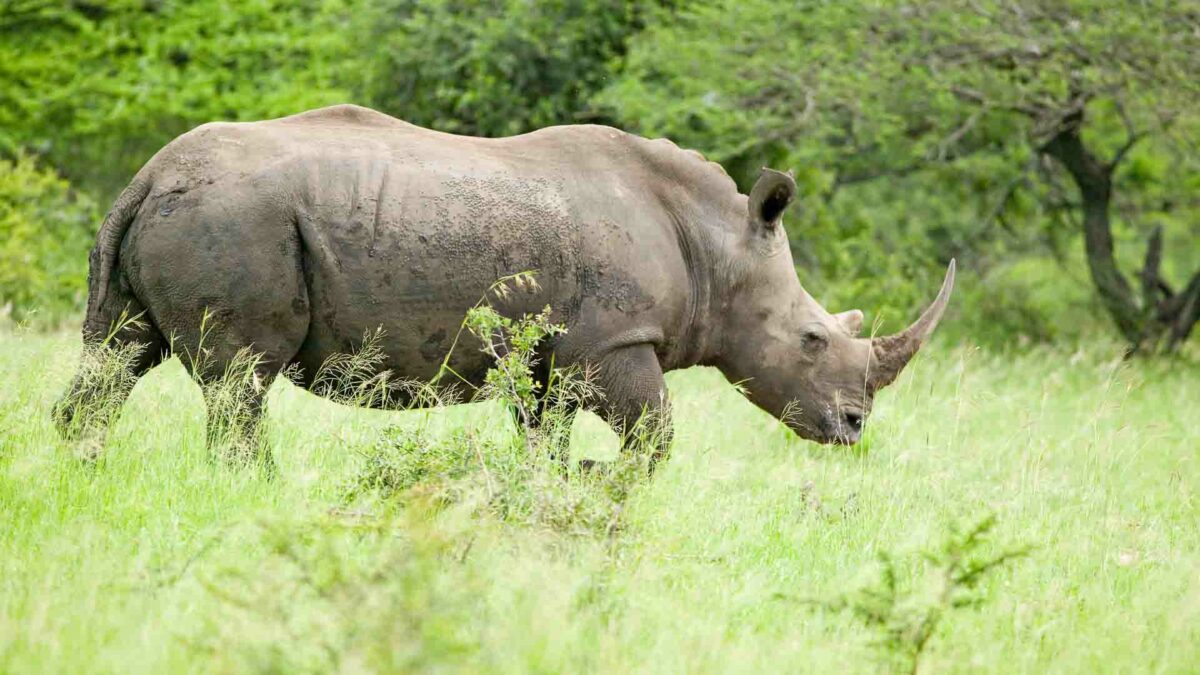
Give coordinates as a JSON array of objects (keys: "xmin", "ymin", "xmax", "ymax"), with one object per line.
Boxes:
[
  {"xmin": 305, "ymin": 328, "xmax": 460, "ymax": 412},
  {"xmin": 197, "ymin": 346, "xmax": 271, "ymax": 466},
  {"xmin": 173, "ymin": 310, "xmax": 277, "ymax": 467}
]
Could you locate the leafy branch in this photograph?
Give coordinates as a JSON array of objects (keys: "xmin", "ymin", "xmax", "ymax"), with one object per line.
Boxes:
[{"xmin": 802, "ymin": 513, "xmax": 1030, "ymax": 674}]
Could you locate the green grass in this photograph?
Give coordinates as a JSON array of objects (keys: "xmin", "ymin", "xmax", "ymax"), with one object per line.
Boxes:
[{"xmin": 2, "ymin": 328, "xmax": 1198, "ymax": 673}]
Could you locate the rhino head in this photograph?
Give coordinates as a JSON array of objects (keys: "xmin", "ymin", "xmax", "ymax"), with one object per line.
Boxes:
[{"xmin": 713, "ymin": 169, "xmax": 955, "ymax": 445}]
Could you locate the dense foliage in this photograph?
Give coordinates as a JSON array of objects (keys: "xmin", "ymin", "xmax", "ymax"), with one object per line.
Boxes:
[
  {"xmin": 1, "ymin": 0, "xmax": 1196, "ymax": 350},
  {"xmin": 352, "ymin": 0, "xmax": 658, "ymax": 137},
  {"xmin": 0, "ymin": 154, "xmax": 97, "ymax": 323},
  {"xmin": 0, "ymin": 0, "xmax": 355, "ymax": 195},
  {"xmin": 600, "ymin": 0, "xmax": 1200, "ymax": 346}
]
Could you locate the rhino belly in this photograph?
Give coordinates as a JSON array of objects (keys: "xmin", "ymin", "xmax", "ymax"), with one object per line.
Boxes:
[{"xmin": 289, "ymin": 175, "xmax": 585, "ymax": 388}]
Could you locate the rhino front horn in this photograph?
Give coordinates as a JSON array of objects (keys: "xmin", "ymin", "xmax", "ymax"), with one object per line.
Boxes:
[{"xmin": 868, "ymin": 259, "xmax": 956, "ymax": 391}]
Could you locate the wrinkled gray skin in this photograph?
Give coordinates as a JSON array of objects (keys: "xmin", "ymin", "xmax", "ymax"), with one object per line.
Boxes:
[{"xmin": 56, "ymin": 104, "xmax": 954, "ymax": 463}]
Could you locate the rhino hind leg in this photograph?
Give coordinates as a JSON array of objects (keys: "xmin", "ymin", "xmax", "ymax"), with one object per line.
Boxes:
[
  {"xmin": 54, "ymin": 287, "xmax": 169, "ymax": 447},
  {"xmin": 125, "ymin": 200, "xmax": 311, "ymax": 468},
  {"xmin": 156, "ymin": 286, "xmax": 307, "ymax": 470},
  {"xmin": 167, "ymin": 312, "xmax": 304, "ymax": 470}
]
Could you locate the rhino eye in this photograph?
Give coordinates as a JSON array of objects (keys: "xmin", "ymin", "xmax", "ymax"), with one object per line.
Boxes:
[{"xmin": 801, "ymin": 329, "xmax": 828, "ymax": 353}]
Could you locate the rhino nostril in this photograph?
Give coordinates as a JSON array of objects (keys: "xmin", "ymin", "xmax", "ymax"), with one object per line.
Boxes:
[{"xmin": 843, "ymin": 411, "xmax": 863, "ymax": 433}]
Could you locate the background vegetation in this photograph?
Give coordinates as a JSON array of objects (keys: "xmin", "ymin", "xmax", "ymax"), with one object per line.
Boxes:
[
  {"xmin": 2, "ymin": 3, "xmax": 1198, "ymax": 672},
  {"xmin": 2, "ymin": 0, "xmax": 1197, "ymax": 352}
]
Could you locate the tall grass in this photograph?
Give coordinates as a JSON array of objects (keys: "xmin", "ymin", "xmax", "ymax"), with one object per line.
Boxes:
[
  {"xmin": 49, "ymin": 312, "xmax": 147, "ymax": 459},
  {"xmin": 2, "ymin": 327, "xmax": 1198, "ymax": 672}
]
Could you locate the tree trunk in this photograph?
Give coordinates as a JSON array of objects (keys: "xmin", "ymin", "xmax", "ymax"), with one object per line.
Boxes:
[
  {"xmin": 1164, "ymin": 271, "xmax": 1200, "ymax": 350},
  {"xmin": 1040, "ymin": 124, "xmax": 1144, "ymax": 345},
  {"xmin": 1040, "ymin": 120, "xmax": 1200, "ymax": 354}
]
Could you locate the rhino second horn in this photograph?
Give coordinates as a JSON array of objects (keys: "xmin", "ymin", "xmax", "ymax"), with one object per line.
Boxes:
[{"xmin": 867, "ymin": 259, "xmax": 956, "ymax": 391}]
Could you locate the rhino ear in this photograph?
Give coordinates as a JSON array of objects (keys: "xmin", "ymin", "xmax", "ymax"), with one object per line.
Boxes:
[
  {"xmin": 748, "ymin": 168, "xmax": 797, "ymax": 230},
  {"xmin": 834, "ymin": 309, "xmax": 864, "ymax": 337}
]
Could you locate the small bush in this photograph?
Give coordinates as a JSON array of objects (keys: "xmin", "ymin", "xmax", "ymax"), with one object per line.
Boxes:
[
  {"xmin": 0, "ymin": 154, "xmax": 97, "ymax": 324},
  {"xmin": 343, "ymin": 272, "xmax": 654, "ymax": 538},
  {"xmin": 346, "ymin": 428, "xmax": 483, "ymax": 506},
  {"xmin": 796, "ymin": 513, "xmax": 1030, "ymax": 674},
  {"xmin": 191, "ymin": 510, "xmax": 484, "ymax": 672},
  {"xmin": 350, "ymin": 421, "xmax": 650, "ymax": 538}
]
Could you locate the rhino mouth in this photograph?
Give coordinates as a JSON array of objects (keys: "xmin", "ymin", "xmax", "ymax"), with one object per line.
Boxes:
[
  {"xmin": 805, "ymin": 407, "xmax": 865, "ymax": 445},
  {"xmin": 834, "ymin": 409, "xmax": 864, "ymax": 445},
  {"xmin": 822, "ymin": 407, "xmax": 864, "ymax": 445},
  {"xmin": 783, "ymin": 406, "xmax": 865, "ymax": 445}
]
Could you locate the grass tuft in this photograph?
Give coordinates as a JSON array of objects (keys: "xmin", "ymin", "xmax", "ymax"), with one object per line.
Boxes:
[
  {"xmin": 51, "ymin": 311, "xmax": 147, "ymax": 458},
  {"xmin": 343, "ymin": 290, "xmax": 651, "ymax": 538}
]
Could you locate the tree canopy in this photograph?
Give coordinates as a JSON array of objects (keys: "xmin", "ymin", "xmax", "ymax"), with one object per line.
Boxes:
[
  {"xmin": 1, "ymin": 0, "xmax": 1197, "ymax": 351},
  {"xmin": 601, "ymin": 0, "xmax": 1200, "ymax": 349}
]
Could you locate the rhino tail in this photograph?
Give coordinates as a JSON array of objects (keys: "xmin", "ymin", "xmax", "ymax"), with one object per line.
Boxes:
[{"xmin": 83, "ymin": 177, "xmax": 152, "ymax": 340}]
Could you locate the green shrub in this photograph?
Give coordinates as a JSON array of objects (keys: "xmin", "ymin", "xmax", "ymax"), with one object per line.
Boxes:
[
  {"xmin": 343, "ymin": 273, "xmax": 654, "ymax": 538},
  {"xmin": 955, "ymin": 256, "xmax": 1106, "ymax": 348},
  {"xmin": 794, "ymin": 514, "xmax": 1030, "ymax": 674},
  {"xmin": 353, "ymin": 0, "xmax": 663, "ymax": 138},
  {"xmin": 0, "ymin": 154, "xmax": 97, "ymax": 324},
  {"xmin": 0, "ymin": 1, "xmax": 357, "ymax": 198},
  {"xmin": 192, "ymin": 510, "xmax": 486, "ymax": 672}
]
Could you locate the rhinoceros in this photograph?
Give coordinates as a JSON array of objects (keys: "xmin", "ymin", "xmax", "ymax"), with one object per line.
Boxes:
[{"xmin": 55, "ymin": 104, "xmax": 954, "ymax": 464}]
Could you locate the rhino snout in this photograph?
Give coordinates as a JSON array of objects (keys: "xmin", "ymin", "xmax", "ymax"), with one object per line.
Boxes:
[{"xmin": 822, "ymin": 407, "xmax": 865, "ymax": 445}]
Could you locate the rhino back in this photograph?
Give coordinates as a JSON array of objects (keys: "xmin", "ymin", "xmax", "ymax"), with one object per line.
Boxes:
[{"xmin": 134, "ymin": 105, "xmax": 695, "ymax": 383}]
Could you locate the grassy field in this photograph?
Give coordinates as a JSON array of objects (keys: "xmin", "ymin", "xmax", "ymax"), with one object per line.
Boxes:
[{"xmin": 1, "ymin": 327, "xmax": 1198, "ymax": 673}]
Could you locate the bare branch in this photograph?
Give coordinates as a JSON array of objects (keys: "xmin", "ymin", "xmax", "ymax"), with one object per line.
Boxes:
[
  {"xmin": 822, "ymin": 162, "xmax": 925, "ymax": 203},
  {"xmin": 965, "ymin": 1, "xmax": 993, "ymax": 19},
  {"xmin": 936, "ymin": 108, "xmax": 984, "ymax": 160},
  {"xmin": 949, "ymin": 85, "xmax": 1043, "ymax": 117},
  {"xmin": 1166, "ymin": 269, "xmax": 1200, "ymax": 349},
  {"xmin": 1108, "ymin": 134, "xmax": 1144, "ymax": 174},
  {"xmin": 972, "ymin": 153, "xmax": 1038, "ymax": 239},
  {"xmin": 1114, "ymin": 97, "xmax": 1136, "ymax": 136},
  {"xmin": 1107, "ymin": 97, "xmax": 1144, "ymax": 172},
  {"xmin": 1161, "ymin": 268, "xmax": 1200, "ymax": 319},
  {"xmin": 1006, "ymin": 0, "xmax": 1029, "ymax": 26}
]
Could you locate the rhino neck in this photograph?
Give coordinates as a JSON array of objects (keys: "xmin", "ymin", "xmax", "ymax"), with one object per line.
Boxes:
[
  {"xmin": 659, "ymin": 212, "xmax": 720, "ymax": 371},
  {"xmin": 649, "ymin": 184, "xmax": 753, "ymax": 373},
  {"xmin": 703, "ymin": 232, "xmax": 809, "ymax": 381},
  {"xmin": 625, "ymin": 135, "xmax": 755, "ymax": 371}
]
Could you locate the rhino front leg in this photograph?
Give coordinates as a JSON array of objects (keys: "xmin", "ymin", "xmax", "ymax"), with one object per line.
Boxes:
[{"xmin": 592, "ymin": 343, "xmax": 673, "ymax": 473}]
